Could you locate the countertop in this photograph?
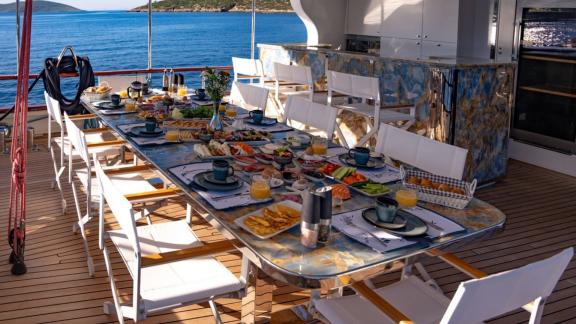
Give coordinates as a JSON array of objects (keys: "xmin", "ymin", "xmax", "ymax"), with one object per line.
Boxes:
[{"xmin": 258, "ymin": 43, "xmax": 516, "ymax": 68}]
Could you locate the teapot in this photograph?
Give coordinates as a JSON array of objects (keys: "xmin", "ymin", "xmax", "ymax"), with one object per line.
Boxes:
[{"xmin": 127, "ymin": 81, "xmax": 143, "ymax": 99}]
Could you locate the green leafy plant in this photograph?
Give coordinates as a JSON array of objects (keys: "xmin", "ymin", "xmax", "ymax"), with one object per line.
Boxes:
[{"xmin": 202, "ymin": 68, "xmax": 230, "ymax": 102}]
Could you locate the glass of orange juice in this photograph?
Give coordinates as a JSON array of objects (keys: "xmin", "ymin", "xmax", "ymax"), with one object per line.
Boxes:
[
  {"xmin": 165, "ymin": 129, "xmax": 180, "ymax": 142},
  {"xmin": 250, "ymin": 175, "xmax": 271, "ymax": 200},
  {"xmin": 125, "ymin": 99, "xmax": 136, "ymax": 112},
  {"xmin": 395, "ymin": 188, "xmax": 418, "ymax": 208},
  {"xmin": 225, "ymin": 105, "xmax": 237, "ymax": 118},
  {"xmin": 311, "ymin": 136, "xmax": 328, "ymax": 155},
  {"xmin": 177, "ymin": 85, "xmax": 188, "ymax": 97}
]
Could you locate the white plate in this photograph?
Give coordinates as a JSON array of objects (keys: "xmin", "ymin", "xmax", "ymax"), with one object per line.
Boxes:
[
  {"xmin": 235, "ymin": 200, "xmax": 302, "ymax": 240},
  {"xmin": 259, "ymin": 143, "xmax": 280, "ymax": 155}
]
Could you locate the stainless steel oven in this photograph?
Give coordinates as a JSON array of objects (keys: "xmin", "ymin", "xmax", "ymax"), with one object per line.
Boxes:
[{"xmin": 512, "ymin": 0, "xmax": 576, "ymax": 153}]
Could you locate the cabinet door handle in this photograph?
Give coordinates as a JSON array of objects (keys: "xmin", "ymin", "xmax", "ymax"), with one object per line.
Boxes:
[
  {"xmin": 436, "ymin": 43, "xmax": 442, "ymax": 47},
  {"xmin": 424, "ymin": 34, "xmax": 429, "ymax": 38},
  {"xmin": 417, "ymin": 34, "xmax": 421, "ymax": 38},
  {"xmin": 417, "ymin": 42, "xmax": 421, "ymax": 45}
]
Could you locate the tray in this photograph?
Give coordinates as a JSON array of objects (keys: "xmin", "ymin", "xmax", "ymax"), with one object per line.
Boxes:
[
  {"xmin": 235, "ymin": 200, "xmax": 302, "ymax": 240},
  {"xmin": 400, "ymin": 166, "xmax": 477, "ymax": 209}
]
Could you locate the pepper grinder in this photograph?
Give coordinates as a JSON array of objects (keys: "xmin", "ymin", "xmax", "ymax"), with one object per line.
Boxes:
[
  {"xmin": 316, "ymin": 186, "xmax": 333, "ymax": 245},
  {"xmin": 162, "ymin": 68, "xmax": 170, "ymax": 93},
  {"xmin": 300, "ymin": 189, "xmax": 320, "ymax": 249}
]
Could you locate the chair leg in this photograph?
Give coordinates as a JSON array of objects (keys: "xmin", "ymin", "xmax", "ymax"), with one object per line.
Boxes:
[
  {"xmin": 186, "ymin": 203, "xmax": 193, "ymax": 224},
  {"xmin": 71, "ymin": 181, "xmax": 94, "ymax": 277},
  {"xmin": 50, "ymin": 145, "xmax": 67, "ymax": 214},
  {"xmin": 209, "ymin": 299, "xmax": 223, "ymax": 324},
  {"xmin": 528, "ymin": 297, "xmax": 546, "ymax": 324},
  {"xmin": 102, "ymin": 246, "xmax": 125, "ymax": 324}
]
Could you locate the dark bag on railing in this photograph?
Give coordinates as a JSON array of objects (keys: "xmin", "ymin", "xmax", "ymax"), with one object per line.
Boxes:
[{"xmin": 42, "ymin": 46, "xmax": 95, "ymax": 115}]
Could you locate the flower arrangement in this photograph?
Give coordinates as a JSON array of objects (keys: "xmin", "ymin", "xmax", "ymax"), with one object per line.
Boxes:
[{"xmin": 202, "ymin": 68, "xmax": 230, "ymax": 102}]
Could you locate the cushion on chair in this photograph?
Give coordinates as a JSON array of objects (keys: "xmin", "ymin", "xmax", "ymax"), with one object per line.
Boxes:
[
  {"xmin": 108, "ymin": 220, "xmax": 242, "ymax": 312},
  {"xmin": 314, "ymin": 276, "xmax": 450, "ymax": 324}
]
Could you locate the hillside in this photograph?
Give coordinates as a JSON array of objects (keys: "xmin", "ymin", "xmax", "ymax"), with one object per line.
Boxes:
[
  {"xmin": 0, "ymin": 1, "xmax": 82, "ymax": 13},
  {"xmin": 131, "ymin": 0, "xmax": 293, "ymax": 13}
]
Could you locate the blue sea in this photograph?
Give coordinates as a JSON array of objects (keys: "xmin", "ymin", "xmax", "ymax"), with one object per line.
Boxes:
[{"xmin": 0, "ymin": 11, "xmax": 306, "ymax": 107}]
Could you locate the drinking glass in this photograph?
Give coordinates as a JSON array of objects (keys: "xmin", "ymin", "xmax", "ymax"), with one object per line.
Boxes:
[
  {"xmin": 225, "ymin": 105, "xmax": 237, "ymax": 118},
  {"xmin": 177, "ymin": 85, "xmax": 188, "ymax": 97},
  {"xmin": 395, "ymin": 188, "xmax": 418, "ymax": 208},
  {"xmin": 124, "ymin": 99, "xmax": 136, "ymax": 112},
  {"xmin": 250, "ymin": 175, "xmax": 271, "ymax": 200},
  {"xmin": 311, "ymin": 136, "xmax": 328, "ymax": 155}
]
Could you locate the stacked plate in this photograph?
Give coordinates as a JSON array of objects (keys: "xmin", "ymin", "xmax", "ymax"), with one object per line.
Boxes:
[
  {"xmin": 338, "ymin": 154, "xmax": 386, "ymax": 169},
  {"xmin": 192, "ymin": 171, "xmax": 242, "ymax": 192}
]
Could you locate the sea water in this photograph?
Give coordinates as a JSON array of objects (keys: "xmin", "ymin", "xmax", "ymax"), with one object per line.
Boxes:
[{"xmin": 0, "ymin": 11, "xmax": 305, "ymax": 106}]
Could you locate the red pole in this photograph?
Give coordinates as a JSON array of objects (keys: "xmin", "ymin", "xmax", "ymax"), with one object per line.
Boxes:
[{"xmin": 8, "ymin": 0, "xmax": 33, "ymax": 275}]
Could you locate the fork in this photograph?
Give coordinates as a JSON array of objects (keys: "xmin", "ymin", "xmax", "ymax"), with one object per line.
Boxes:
[{"xmin": 342, "ymin": 217, "xmax": 389, "ymax": 250}]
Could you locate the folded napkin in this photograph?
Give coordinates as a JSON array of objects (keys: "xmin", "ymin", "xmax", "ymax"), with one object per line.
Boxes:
[
  {"xmin": 333, "ymin": 210, "xmax": 416, "ymax": 253},
  {"xmin": 118, "ymin": 123, "xmax": 180, "ymax": 146},
  {"xmin": 169, "ymin": 163, "xmax": 272, "ymax": 210},
  {"xmin": 403, "ymin": 206, "xmax": 465, "ymax": 238}
]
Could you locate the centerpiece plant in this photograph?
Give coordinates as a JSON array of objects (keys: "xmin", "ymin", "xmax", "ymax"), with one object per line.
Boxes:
[{"xmin": 202, "ymin": 68, "xmax": 230, "ymax": 131}]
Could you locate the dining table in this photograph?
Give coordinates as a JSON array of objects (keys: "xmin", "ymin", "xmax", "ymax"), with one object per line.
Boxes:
[{"xmin": 81, "ymin": 94, "xmax": 506, "ymax": 324}]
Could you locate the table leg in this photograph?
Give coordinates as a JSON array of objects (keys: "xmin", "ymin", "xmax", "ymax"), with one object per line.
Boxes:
[{"xmin": 241, "ymin": 259, "xmax": 274, "ymax": 324}]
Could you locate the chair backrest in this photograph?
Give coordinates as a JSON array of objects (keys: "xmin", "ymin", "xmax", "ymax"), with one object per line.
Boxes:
[
  {"xmin": 441, "ymin": 248, "xmax": 573, "ymax": 324},
  {"xmin": 229, "ymin": 81, "xmax": 269, "ymax": 112},
  {"xmin": 284, "ymin": 96, "xmax": 337, "ymax": 140},
  {"xmin": 326, "ymin": 70, "xmax": 380, "ymax": 102},
  {"xmin": 375, "ymin": 123, "xmax": 468, "ymax": 180},
  {"xmin": 63, "ymin": 113, "xmax": 90, "ymax": 165},
  {"xmin": 93, "ymin": 156, "xmax": 141, "ymax": 256},
  {"xmin": 45, "ymin": 91, "xmax": 63, "ymax": 127},
  {"xmin": 273, "ymin": 63, "xmax": 313, "ymax": 86},
  {"xmin": 232, "ymin": 57, "xmax": 263, "ymax": 80},
  {"xmin": 98, "ymin": 75, "xmax": 146, "ymax": 93}
]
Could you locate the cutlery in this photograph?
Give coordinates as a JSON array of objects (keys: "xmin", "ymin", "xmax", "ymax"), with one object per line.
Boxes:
[
  {"xmin": 210, "ymin": 192, "xmax": 250, "ymax": 201},
  {"xmin": 342, "ymin": 216, "xmax": 389, "ymax": 249}
]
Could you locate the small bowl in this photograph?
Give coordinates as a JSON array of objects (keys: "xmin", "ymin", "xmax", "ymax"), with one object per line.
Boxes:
[
  {"xmin": 273, "ymin": 150, "xmax": 294, "ymax": 165},
  {"xmin": 282, "ymin": 171, "xmax": 298, "ymax": 184}
]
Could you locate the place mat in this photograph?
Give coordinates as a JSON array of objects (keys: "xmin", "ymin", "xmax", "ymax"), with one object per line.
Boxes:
[
  {"xmin": 118, "ymin": 123, "xmax": 180, "ymax": 146},
  {"xmin": 333, "ymin": 206, "xmax": 465, "ymax": 252},
  {"xmin": 169, "ymin": 162, "xmax": 272, "ymax": 210},
  {"xmin": 333, "ymin": 210, "xmax": 416, "ymax": 253},
  {"xmin": 100, "ymin": 109, "xmax": 138, "ymax": 115},
  {"xmin": 245, "ymin": 122, "xmax": 293, "ymax": 133}
]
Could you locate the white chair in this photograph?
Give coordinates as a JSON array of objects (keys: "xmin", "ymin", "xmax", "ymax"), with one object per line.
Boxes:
[
  {"xmin": 327, "ymin": 70, "xmax": 415, "ymax": 148},
  {"xmin": 229, "ymin": 81, "xmax": 269, "ymax": 114},
  {"xmin": 314, "ymin": 248, "xmax": 573, "ymax": 324},
  {"xmin": 284, "ymin": 95, "xmax": 338, "ymax": 141},
  {"xmin": 45, "ymin": 91, "xmax": 112, "ymax": 213},
  {"xmin": 232, "ymin": 57, "xmax": 264, "ymax": 85},
  {"xmin": 94, "ymin": 156, "xmax": 245, "ymax": 324},
  {"xmin": 375, "ymin": 123, "xmax": 468, "ymax": 180},
  {"xmin": 64, "ymin": 113, "xmax": 180, "ymax": 276},
  {"xmin": 272, "ymin": 63, "xmax": 314, "ymax": 114},
  {"xmin": 98, "ymin": 75, "xmax": 146, "ymax": 93}
]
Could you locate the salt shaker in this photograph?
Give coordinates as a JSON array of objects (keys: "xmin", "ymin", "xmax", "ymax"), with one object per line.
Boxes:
[
  {"xmin": 316, "ymin": 186, "xmax": 333, "ymax": 245},
  {"xmin": 300, "ymin": 190, "xmax": 320, "ymax": 249}
]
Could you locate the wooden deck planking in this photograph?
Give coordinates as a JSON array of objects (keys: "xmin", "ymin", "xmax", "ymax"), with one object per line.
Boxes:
[{"xmin": 0, "ymin": 145, "xmax": 574, "ymax": 323}]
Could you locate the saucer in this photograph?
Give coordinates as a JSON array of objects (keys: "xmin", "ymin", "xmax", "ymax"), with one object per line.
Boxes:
[
  {"xmin": 362, "ymin": 208, "xmax": 407, "ymax": 230},
  {"xmin": 94, "ymin": 101, "xmax": 125, "ymax": 110},
  {"xmin": 203, "ymin": 172, "xmax": 239, "ymax": 185},
  {"xmin": 246, "ymin": 117, "xmax": 277, "ymax": 126},
  {"xmin": 338, "ymin": 154, "xmax": 386, "ymax": 169},
  {"xmin": 193, "ymin": 171, "xmax": 242, "ymax": 192},
  {"xmin": 129, "ymin": 126, "xmax": 164, "ymax": 137},
  {"xmin": 363, "ymin": 209, "xmax": 428, "ymax": 237}
]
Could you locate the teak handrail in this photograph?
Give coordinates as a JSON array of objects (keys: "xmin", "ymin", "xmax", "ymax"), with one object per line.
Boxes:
[{"xmin": 141, "ymin": 239, "xmax": 240, "ymax": 267}]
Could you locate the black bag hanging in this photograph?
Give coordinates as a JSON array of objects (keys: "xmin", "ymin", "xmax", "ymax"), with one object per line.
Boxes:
[{"xmin": 42, "ymin": 46, "xmax": 95, "ymax": 115}]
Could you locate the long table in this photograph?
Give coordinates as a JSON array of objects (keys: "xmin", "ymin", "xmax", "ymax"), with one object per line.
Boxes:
[{"xmin": 82, "ymin": 99, "xmax": 506, "ymax": 322}]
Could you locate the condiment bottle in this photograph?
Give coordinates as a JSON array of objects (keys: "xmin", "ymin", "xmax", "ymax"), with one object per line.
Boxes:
[
  {"xmin": 300, "ymin": 190, "xmax": 320, "ymax": 249},
  {"xmin": 162, "ymin": 68, "xmax": 169, "ymax": 93},
  {"xmin": 316, "ymin": 186, "xmax": 333, "ymax": 245}
]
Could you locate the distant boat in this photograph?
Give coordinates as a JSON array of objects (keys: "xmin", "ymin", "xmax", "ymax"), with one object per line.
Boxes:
[{"xmin": 0, "ymin": 0, "xmax": 82, "ymax": 13}]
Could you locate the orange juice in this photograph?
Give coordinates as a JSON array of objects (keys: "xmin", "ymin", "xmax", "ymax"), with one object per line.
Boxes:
[
  {"xmin": 125, "ymin": 100, "xmax": 136, "ymax": 112},
  {"xmin": 177, "ymin": 86, "xmax": 187, "ymax": 97},
  {"xmin": 312, "ymin": 143, "xmax": 328, "ymax": 155},
  {"xmin": 395, "ymin": 189, "xmax": 418, "ymax": 208},
  {"xmin": 226, "ymin": 107, "xmax": 237, "ymax": 118},
  {"xmin": 219, "ymin": 104, "xmax": 227, "ymax": 114},
  {"xmin": 165, "ymin": 130, "xmax": 179, "ymax": 141},
  {"xmin": 250, "ymin": 175, "xmax": 271, "ymax": 200}
]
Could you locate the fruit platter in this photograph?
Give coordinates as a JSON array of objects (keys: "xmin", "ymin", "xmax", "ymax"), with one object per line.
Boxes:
[{"xmin": 194, "ymin": 140, "xmax": 255, "ymax": 159}]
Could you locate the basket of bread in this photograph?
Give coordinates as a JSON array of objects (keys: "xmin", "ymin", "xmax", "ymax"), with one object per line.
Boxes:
[
  {"xmin": 400, "ymin": 166, "xmax": 477, "ymax": 209},
  {"xmin": 84, "ymin": 82, "xmax": 112, "ymax": 101}
]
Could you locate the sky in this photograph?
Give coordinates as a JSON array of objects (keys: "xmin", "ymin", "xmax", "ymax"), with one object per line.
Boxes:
[{"xmin": 0, "ymin": 0, "xmax": 148, "ymax": 10}]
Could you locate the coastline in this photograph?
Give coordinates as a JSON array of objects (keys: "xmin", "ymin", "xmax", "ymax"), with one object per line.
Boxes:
[{"xmin": 129, "ymin": 9, "xmax": 293, "ymax": 13}]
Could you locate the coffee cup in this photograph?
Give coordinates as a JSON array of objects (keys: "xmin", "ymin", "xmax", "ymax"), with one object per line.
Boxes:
[
  {"xmin": 195, "ymin": 88, "xmax": 206, "ymax": 100},
  {"xmin": 375, "ymin": 196, "xmax": 399, "ymax": 223},
  {"xmin": 145, "ymin": 117, "xmax": 157, "ymax": 133},
  {"xmin": 348, "ymin": 147, "xmax": 370, "ymax": 165},
  {"xmin": 249, "ymin": 110, "xmax": 264, "ymax": 125},
  {"xmin": 213, "ymin": 159, "xmax": 234, "ymax": 181},
  {"xmin": 110, "ymin": 94, "xmax": 121, "ymax": 106}
]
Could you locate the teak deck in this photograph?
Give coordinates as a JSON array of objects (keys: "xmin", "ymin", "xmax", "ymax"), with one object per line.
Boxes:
[{"xmin": 0, "ymin": 146, "xmax": 575, "ymax": 323}]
